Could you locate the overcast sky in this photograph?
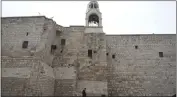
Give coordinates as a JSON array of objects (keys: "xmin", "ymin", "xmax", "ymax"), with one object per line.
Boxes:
[{"xmin": 2, "ymin": 1, "xmax": 176, "ymax": 34}]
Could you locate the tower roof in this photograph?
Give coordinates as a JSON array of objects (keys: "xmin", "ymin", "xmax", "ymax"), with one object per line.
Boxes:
[{"xmin": 86, "ymin": 0, "xmax": 100, "ymax": 13}]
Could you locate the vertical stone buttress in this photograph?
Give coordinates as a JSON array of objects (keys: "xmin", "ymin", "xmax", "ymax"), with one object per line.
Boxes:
[{"xmin": 76, "ymin": 1, "xmax": 108, "ymax": 96}]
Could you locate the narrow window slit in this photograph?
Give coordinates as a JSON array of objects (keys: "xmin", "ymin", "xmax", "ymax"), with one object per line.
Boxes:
[
  {"xmin": 22, "ymin": 41, "xmax": 28, "ymax": 49},
  {"xmin": 88, "ymin": 50, "xmax": 92, "ymax": 58},
  {"xmin": 159, "ymin": 52, "xmax": 163, "ymax": 57},
  {"xmin": 112, "ymin": 54, "xmax": 115, "ymax": 59}
]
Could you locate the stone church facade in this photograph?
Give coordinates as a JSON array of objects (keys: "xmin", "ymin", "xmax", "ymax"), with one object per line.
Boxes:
[{"xmin": 1, "ymin": 1, "xmax": 176, "ymax": 96}]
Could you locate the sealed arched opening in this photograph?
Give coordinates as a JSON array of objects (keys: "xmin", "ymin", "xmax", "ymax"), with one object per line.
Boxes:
[
  {"xmin": 94, "ymin": 3, "xmax": 98, "ymax": 8},
  {"xmin": 89, "ymin": 3, "xmax": 98, "ymax": 9},
  {"xmin": 89, "ymin": 3, "xmax": 94, "ymax": 8},
  {"xmin": 88, "ymin": 14, "xmax": 99, "ymax": 27}
]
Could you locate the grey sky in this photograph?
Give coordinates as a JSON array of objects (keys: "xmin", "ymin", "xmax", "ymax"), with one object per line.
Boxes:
[{"xmin": 2, "ymin": 1, "xmax": 176, "ymax": 34}]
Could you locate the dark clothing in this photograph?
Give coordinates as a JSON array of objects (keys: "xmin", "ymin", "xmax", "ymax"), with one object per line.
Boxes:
[
  {"xmin": 172, "ymin": 94, "xmax": 176, "ymax": 97},
  {"xmin": 82, "ymin": 90, "xmax": 86, "ymax": 97},
  {"xmin": 101, "ymin": 95, "xmax": 106, "ymax": 97}
]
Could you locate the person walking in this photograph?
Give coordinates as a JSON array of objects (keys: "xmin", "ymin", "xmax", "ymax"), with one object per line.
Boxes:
[
  {"xmin": 172, "ymin": 94, "xmax": 176, "ymax": 97},
  {"xmin": 82, "ymin": 88, "xmax": 87, "ymax": 97}
]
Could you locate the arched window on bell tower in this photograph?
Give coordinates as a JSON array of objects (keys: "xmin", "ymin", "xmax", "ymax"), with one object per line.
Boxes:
[{"xmin": 88, "ymin": 14, "xmax": 99, "ymax": 27}]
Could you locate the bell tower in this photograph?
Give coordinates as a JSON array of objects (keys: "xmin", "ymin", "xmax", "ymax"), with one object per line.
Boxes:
[
  {"xmin": 85, "ymin": 0, "xmax": 103, "ymax": 33},
  {"xmin": 77, "ymin": 1, "xmax": 107, "ymax": 96}
]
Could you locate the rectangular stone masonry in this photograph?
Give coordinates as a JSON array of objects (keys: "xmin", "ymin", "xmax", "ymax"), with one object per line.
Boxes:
[
  {"xmin": 77, "ymin": 80, "xmax": 108, "ymax": 96},
  {"xmin": 1, "ymin": 57, "xmax": 55, "ymax": 96},
  {"xmin": 54, "ymin": 67, "xmax": 76, "ymax": 79},
  {"xmin": 2, "ymin": 77, "xmax": 28, "ymax": 96},
  {"xmin": 1, "ymin": 15, "xmax": 176, "ymax": 97},
  {"xmin": 2, "ymin": 68, "xmax": 31, "ymax": 78},
  {"xmin": 54, "ymin": 79, "xmax": 75, "ymax": 96},
  {"xmin": 106, "ymin": 34, "xmax": 176, "ymax": 96}
]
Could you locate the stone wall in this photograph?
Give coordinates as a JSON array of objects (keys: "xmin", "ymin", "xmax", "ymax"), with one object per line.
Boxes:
[
  {"xmin": 1, "ymin": 16, "xmax": 45, "ymax": 57},
  {"xmin": 1, "ymin": 56, "xmax": 55, "ymax": 96},
  {"xmin": 52, "ymin": 26, "xmax": 84, "ymax": 96},
  {"xmin": 1, "ymin": 16, "xmax": 176, "ymax": 96},
  {"xmin": 34, "ymin": 18, "xmax": 56, "ymax": 66},
  {"xmin": 1, "ymin": 16, "xmax": 56, "ymax": 66},
  {"xmin": 52, "ymin": 26, "xmax": 108, "ymax": 96},
  {"xmin": 76, "ymin": 33, "xmax": 107, "ymax": 96},
  {"xmin": 106, "ymin": 34, "xmax": 176, "ymax": 96}
]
